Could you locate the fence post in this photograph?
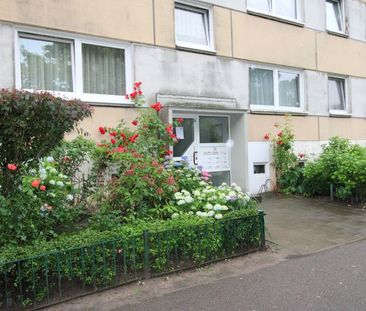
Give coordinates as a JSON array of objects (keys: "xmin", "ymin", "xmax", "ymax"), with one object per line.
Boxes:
[
  {"xmin": 330, "ymin": 184, "xmax": 334, "ymax": 202},
  {"xmin": 259, "ymin": 210, "xmax": 266, "ymax": 250},
  {"xmin": 143, "ymin": 230, "xmax": 151, "ymax": 279}
]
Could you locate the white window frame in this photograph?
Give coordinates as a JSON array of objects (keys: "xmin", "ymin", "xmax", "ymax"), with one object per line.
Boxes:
[
  {"xmin": 325, "ymin": 0, "xmax": 346, "ymax": 35},
  {"xmin": 14, "ymin": 27, "xmax": 132, "ymax": 105},
  {"xmin": 327, "ymin": 75, "xmax": 350, "ymax": 116},
  {"xmin": 249, "ymin": 64, "xmax": 305, "ymax": 113},
  {"xmin": 174, "ymin": 0, "xmax": 215, "ymax": 53},
  {"xmin": 247, "ymin": 0, "xmax": 303, "ymax": 25}
]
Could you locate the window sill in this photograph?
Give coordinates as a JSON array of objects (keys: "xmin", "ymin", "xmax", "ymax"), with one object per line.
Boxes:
[
  {"xmin": 246, "ymin": 9, "xmax": 304, "ymax": 27},
  {"xmin": 176, "ymin": 43, "xmax": 216, "ymax": 55},
  {"xmin": 329, "ymin": 110, "xmax": 351, "ymax": 118},
  {"xmin": 326, "ymin": 30, "xmax": 349, "ymax": 38},
  {"xmin": 250, "ymin": 107, "xmax": 308, "ymax": 116}
]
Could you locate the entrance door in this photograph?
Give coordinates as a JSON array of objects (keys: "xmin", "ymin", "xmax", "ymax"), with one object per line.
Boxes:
[{"xmin": 173, "ymin": 114, "xmax": 231, "ymax": 186}]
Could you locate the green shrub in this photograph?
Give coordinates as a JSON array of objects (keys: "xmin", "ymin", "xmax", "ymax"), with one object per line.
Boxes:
[
  {"xmin": 0, "ymin": 89, "xmax": 92, "ymax": 196},
  {"xmin": 303, "ymin": 137, "xmax": 366, "ymax": 199}
]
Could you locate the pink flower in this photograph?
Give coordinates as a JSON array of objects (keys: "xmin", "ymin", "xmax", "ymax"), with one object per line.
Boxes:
[
  {"xmin": 99, "ymin": 127, "xmax": 106, "ymax": 135},
  {"xmin": 7, "ymin": 164, "xmax": 17, "ymax": 171},
  {"xmin": 151, "ymin": 102, "xmax": 163, "ymax": 112},
  {"xmin": 263, "ymin": 133, "xmax": 270, "ymax": 140},
  {"xmin": 31, "ymin": 180, "xmax": 40, "ymax": 188},
  {"xmin": 132, "ymin": 120, "xmax": 138, "ymax": 126},
  {"xmin": 40, "ymin": 185, "xmax": 46, "ymax": 191},
  {"xmin": 111, "ymin": 138, "xmax": 116, "ymax": 145}
]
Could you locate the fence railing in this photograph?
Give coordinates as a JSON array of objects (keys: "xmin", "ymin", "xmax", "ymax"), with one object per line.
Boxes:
[
  {"xmin": 329, "ymin": 184, "xmax": 366, "ymax": 205},
  {"xmin": 0, "ymin": 212, "xmax": 265, "ymax": 310}
]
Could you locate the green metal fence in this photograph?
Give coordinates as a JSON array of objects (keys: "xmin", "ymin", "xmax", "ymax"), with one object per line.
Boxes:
[{"xmin": 0, "ymin": 212, "xmax": 265, "ymax": 310}]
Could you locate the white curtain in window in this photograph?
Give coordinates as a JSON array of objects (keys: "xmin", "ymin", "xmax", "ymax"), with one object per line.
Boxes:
[
  {"xmin": 275, "ymin": 0, "xmax": 297, "ymax": 19},
  {"xmin": 250, "ymin": 68, "xmax": 274, "ymax": 106},
  {"xmin": 248, "ymin": 0, "xmax": 271, "ymax": 12},
  {"xmin": 328, "ymin": 78, "xmax": 345, "ymax": 110},
  {"xmin": 82, "ymin": 44, "xmax": 125, "ymax": 95},
  {"xmin": 175, "ymin": 7, "xmax": 208, "ymax": 46},
  {"xmin": 326, "ymin": 0, "xmax": 343, "ymax": 32},
  {"xmin": 19, "ymin": 37, "xmax": 73, "ymax": 92},
  {"xmin": 278, "ymin": 71, "xmax": 300, "ymax": 107}
]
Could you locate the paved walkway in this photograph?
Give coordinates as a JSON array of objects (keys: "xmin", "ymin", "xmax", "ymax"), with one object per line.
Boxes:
[{"xmin": 260, "ymin": 194, "xmax": 366, "ymax": 255}]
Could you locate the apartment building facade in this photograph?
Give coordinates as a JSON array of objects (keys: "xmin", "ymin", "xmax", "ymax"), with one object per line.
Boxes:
[{"xmin": 0, "ymin": 0, "xmax": 366, "ymax": 193}]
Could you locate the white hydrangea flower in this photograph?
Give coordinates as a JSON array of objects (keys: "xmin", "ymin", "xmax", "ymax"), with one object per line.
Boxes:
[
  {"xmin": 221, "ymin": 205, "xmax": 229, "ymax": 211},
  {"xmin": 172, "ymin": 213, "xmax": 179, "ymax": 219},
  {"xmin": 235, "ymin": 186, "xmax": 242, "ymax": 192},
  {"xmin": 185, "ymin": 196, "xmax": 194, "ymax": 204},
  {"xmin": 213, "ymin": 204, "xmax": 222, "ymax": 211},
  {"xmin": 200, "ymin": 212, "xmax": 208, "ymax": 217},
  {"xmin": 193, "ymin": 190, "xmax": 200, "ymax": 196},
  {"xmin": 49, "ymin": 180, "xmax": 56, "ymax": 185},
  {"xmin": 66, "ymin": 194, "xmax": 73, "ymax": 201},
  {"xmin": 50, "ymin": 168, "xmax": 57, "ymax": 174},
  {"xmin": 196, "ymin": 211, "xmax": 202, "ymax": 216},
  {"xmin": 215, "ymin": 214, "xmax": 223, "ymax": 220},
  {"xmin": 56, "ymin": 181, "xmax": 64, "ymax": 187},
  {"xmin": 231, "ymin": 183, "xmax": 237, "ymax": 187},
  {"xmin": 177, "ymin": 199, "xmax": 186, "ymax": 205},
  {"xmin": 47, "ymin": 156, "xmax": 54, "ymax": 163},
  {"xmin": 207, "ymin": 211, "xmax": 215, "ymax": 217},
  {"xmin": 205, "ymin": 203, "xmax": 213, "ymax": 210},
  {"xmin": 199, "ymin": 181, "xmax": 207, "ymax": 186}
]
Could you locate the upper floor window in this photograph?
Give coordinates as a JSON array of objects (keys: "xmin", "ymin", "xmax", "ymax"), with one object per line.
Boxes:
[
  {"xmin": 247, "ymin": 0, "xmax": 302, "ymax": 23},
  {"xmin": 249, "ymin": 66, "xmax": 303, "ymax": 112},
  {"xmin": 328, "ymin": 76, "xmax": 348, "ymax": 115},
  {"xmin": 174, "ymin": 2, "xmax": 214, "ymax": 52},
  {"xmin": 326, "ymin": 0, "xmax": 344, "ymax": 33},
  {"xmin": 17, "ymin": 31, "xmax": 131, "ymax": 104}
]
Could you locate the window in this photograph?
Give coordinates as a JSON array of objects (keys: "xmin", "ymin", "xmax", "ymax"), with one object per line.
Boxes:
[
  {"xmin": 247, "ymin": 0, "xmax": 301, "ymax": 22},
  {"xmin": 254, "ymin": 164, "xmax": 266, "ymax": 174},
  {"xmin": 175, "ymin": 2, "xmax": 213, "ymax": 51},
  {"xmin": 16, "ymin": 31, "xmax": 131, "ymax": 104},
  {"xmin": 328, "ymin": 77, "xmax": 347, "ymax": 113},
  {"xmin": 199, "ymin": 116, "xmax": 229, "ymax": 144},
  {"xmin": 326, "ymin": 0, "xmax": 344, "ymax": 33},
  {"xmin": 249, "ymin": 66, "xmax": 303, "ymax": 112}
]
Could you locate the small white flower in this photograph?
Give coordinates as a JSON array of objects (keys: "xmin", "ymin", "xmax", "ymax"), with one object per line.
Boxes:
[
  {"xmin": 207, "ymin": 211, "xmax": 215, "ymax": 217},
  {"xmin": 215, "ymin": 214, "xmax": 223, "ymax": 220},
  {"xmin": 49, "ymin": 180, "xmax": 56, "ymax": 185},
  {"xmin": 213, "ymin": 204, "xmax": 222, "ymax": 211},
  {"xmin": 185, "ymin": 197, "xmax": 194, "ymax": 204},
  {"xmin": 46, "ymin": 156, "xmax": 54, "ymax": 163},
  {"xmin": 199, "ymin": 181, "xmax": 207, "ymax": 186},
  {"xmin": 200, "ymin": 212, "xmax": 208, "ymax": 217},
  {"xmin": 56, "ymin": 181, "xmax": 64, "ymax": 187},
  {"xmin": 222, "ymin": 205, "xmax": 228, "ymax": 211},
  {"xmin": 231, "ymin": 183, "xmax": 237, "ymax": 187},
  {"xmin": 193, "ymin": 190, "xmax": 200, "ymax": 196},
  {"xmin": 177, "ymin": 200, "xmax": 186, "ymax": 205},
  {"xmin": 235, "ymin": 186, "xmax": 242, "ymax": 192},
  {"xmin": 205, "ymin": 203, "xmax": 213, "ymax": 210},
  {"xmin": 66, "ymin": 194, "xmax": 73, "ymax": 201},
  {"xmin": 171, "ymin": 213, "xmax": 179, "ymax": 219},
  {"xmin": 188, "ymin": 211, "xmax": 194, "ymax": 215},
  {"xmin": 196, "ymin": 211, "xmax": 202, "ymax": 216}
]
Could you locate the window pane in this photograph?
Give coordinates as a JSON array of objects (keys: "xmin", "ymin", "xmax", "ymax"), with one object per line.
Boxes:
[
  {"xmin": 247, "ymin": 0, "xmax": 271, "ymax": 12},
  {"xmin": 249, "ymin": 68, "xmax": 274, "ymax": 106},
  {"xmin": 19, "ymin": 36, "xmax": 73, "ymax": 92},
  {"xmin": 199, "ymin": 117, "xmax": 229, "ymax": 144},
  {"xmin": 328, "ymin": 78, "xmax": 345, "ymax": 110},
  {"xmin": 175, "ymin": 6, "xmax": 208, "ymax": 46},
  {"xmin": 278, "ymin": 71, "xmax": 300, "ymax": 107},
  {"xmin": 173, "ymin": 118, "xmax": 195, "ymax": 157},
  {"xmin": 254, "ymin": 164, "xmax": 266, "ymax": 174},
  {"xmin": 275, "ymin": 0, "xmax": 297, "ymax": 19},
  {"xmin": 210, "ymin": 171, "xmax": 230, "ymax": 187},
  {"xmin": 82, "ymin": 44, "xmax": 125, "ymax": 95},
  {"xmin": 326, "ymin": 0, "xmax": 343, "ymax": 32}
]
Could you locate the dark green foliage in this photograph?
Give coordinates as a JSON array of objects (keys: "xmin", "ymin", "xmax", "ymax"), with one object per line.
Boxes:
[
  {"xmin": 303, "ymin": 137, "xmax": 366, "ymax": 199},
  {"xmin": 0, "ymin": 89, "xmax": 92, "ymax": 195}
]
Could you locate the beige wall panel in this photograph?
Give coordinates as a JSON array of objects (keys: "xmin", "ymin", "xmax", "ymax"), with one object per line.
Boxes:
[
  {"xmin": 0, "ymin": 0, "xmax": 154, "ymax": 44},
  {"xmin": 319, "ymin": 117, "xmax": 366, "ymax": 140},
  {"xmin": 154, "ymin": 0, "xmax": 175, "ymax": 48},
  {"xmin": 213, "ymin": 7, "xmax": 232, "ymax": 57},
  {"xmin": 67, "ymin": 106, "xmax": 138, "ymax": 141},
  {"xmin": 231, "ymin": 12, "xmax": 317, "ymax": 69},
  {"xmin": 316, "ymin": 33, "xmax": 366, "ymax": 77},
  {"xmin": 248, "ymin": 114, "xmax": 319, "ymax": 141}
]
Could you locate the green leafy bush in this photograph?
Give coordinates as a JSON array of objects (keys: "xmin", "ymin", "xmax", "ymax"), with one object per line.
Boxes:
[
  {"xmin": 0, "ymin": 89, "xmax": 92, "ymax": 195},
  {"xmin": 303, "ymin": 137, "xmax": 366, "ymax": 199}
]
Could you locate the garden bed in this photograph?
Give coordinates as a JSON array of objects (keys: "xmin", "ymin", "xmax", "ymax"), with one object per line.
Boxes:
[{"xmin": 0, "ymin": 209, "xmax": 264, "ymax": 310}]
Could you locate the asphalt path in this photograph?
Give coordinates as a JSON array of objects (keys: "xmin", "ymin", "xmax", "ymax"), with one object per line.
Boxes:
[{"xmin": 120, "ymin": 239, "xmax": 366, "ymax": 311}]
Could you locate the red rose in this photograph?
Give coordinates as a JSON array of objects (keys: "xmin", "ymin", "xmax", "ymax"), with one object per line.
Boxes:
[
  {"xmin": 129, "ymin": 133, "xmax": 139, "ymax": 143},
  {"xmin": 132, "ymin": 120, "xmax": 138, "ymax": 126},
  {"xmin": 7, "ymin": 164, "xmax": 17, "ymax": 171},
  {"xmin": 277, "ymin": 132, "xmax": 283, "ymax": 137},
  {"xmin": 99, "ymin": 127, "xmax": 106, "ymax": 135},
  {"xmin": 263, "ymin": 133, "xmax": 270, "ymax": 140},
  {"xmin": 166, "ymin": 150, "xmax": 173, "ymax": 156},
  {"xmin": 134, "ymin": 81, "xmax": 142, "ymax": 87},
  {"xmin": 151, "ymin": 102, "xmax": 163, "ymax": 112},
  {"xmin": 111, "ymin": 139, "xmax": 116, "ymax": 145},
  {"xmin": 31, "ymin": 179, "xmax": 40, "ymax": 188},
  {"xmin": 40, "ymin": 185, "xmax": 46, "ymax": 191},
  {"xmin": 110, "ymin": 131, "xmax": 117, "ymax": 137},
  {"xmin": 156, "ymin": 188, "xmax": 163, "ymax": 195}
]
